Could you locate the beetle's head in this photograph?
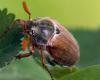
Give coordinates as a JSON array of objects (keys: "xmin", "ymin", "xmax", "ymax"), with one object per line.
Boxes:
[{"xmin": 26, "ymin": 17, "xmax": 55, "ymax": 45}]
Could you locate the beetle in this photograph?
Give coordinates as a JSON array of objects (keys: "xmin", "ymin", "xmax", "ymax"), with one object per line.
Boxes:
[{"xmin": 0, "ymin": 1, "xmax": 80, "ymax": 80}]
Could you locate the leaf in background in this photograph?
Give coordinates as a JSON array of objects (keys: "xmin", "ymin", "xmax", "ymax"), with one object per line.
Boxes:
[
  {"xmin": 0, "ymin": 8, "xmax": 23, "ymax": 68},
  {"xmin": 60, "ymin": 65, "xmax": 100, "ymax": 80},
  {"xmin": 71, "ymin": 29, "xmax": 100, "ymax": 67}
]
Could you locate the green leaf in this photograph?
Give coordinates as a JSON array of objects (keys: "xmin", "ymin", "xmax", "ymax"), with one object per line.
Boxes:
[
  {"xmin": 0, "ymin": 8, "xmax": 23, "ymax": 67},
  {"xmin": 60, "ymin": 65, "xmax": 100, "ymax": 80},
  {"xmin": 49, "ymin": 66, "xmax": 78, "ymax": 79},
  {"xmin": 0, "ymin": 58, "xmax": 51, "ymax": 80},
  {"xmin": 0, "ymin": 8, "xmax": 15, "ymax": 33}
]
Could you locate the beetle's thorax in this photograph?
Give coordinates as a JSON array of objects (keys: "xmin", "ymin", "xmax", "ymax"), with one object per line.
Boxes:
[{"xmin": 26, "ymin": 17, "xmax": 58, "ymax": 46}]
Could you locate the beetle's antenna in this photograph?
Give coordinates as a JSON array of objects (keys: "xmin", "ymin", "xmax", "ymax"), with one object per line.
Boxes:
[{"xmin": 22, "ymin": 0, "xmax": 32, "ymax": 20}]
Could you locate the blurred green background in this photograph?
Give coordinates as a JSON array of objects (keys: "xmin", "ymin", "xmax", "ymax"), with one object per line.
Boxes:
[
  {"xmin": 0, "ymin": 0, "xmax": 100, "ymax": 80},
  {"xmin": 0, "ymin": 0, "xmax": 100, "ymax": 28}
]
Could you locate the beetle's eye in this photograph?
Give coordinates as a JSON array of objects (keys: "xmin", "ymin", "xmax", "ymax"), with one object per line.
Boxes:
[
  {"xmin": 29, "ymin": 30, "xmax": 34, "ymax": 35},
  {"xmin": 29, "ymin": 27, "xmax": 39, "ymax": 36},
  {"xmin": 56, "ymin": 28, "xmax": 60, "ymax": 34}
]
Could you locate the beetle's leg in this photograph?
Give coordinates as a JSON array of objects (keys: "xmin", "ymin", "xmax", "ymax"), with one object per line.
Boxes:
[
  {"xmin": 16, "ymin": 45, "xmax": 34, "ymax": 59},
  {"xmin": 29, "ymin": 36, "xmax": 34, "ymax": 53},
  {"xmin": 40, "ymin": 48, "xmax": 54, "ymax": 80},
  {"xmin": 16, "ymin": 37, "xmax": 34, "ymax": 59},
  {"xmin": 16, "ymin": 51, "xmax": 33, "ymax": 59}
]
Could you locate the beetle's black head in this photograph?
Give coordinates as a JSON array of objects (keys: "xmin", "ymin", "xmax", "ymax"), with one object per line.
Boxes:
[{"xmin": 26, "ymin": 17, "xmax": 56, "ymax": 46}]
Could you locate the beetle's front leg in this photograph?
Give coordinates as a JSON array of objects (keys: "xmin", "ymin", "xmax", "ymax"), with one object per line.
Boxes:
[
  {"xmin": 16, "ymin": 45, "xmax": 34, "ymax": 59},
  {"xmin": 16, "ymin": 46, "xmax": 34, "ymax": 60},
  {"xmin": 16, "ymin": 51, "xmax": 33, "ymax": 59}
]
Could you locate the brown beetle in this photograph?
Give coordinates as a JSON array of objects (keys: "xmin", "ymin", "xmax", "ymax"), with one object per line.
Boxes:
[{"xmin": 0, "ymin": 1, "xmax": 80, "ymax": 80}]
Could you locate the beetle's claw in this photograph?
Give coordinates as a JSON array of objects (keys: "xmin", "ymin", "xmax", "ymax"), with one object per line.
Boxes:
[{"xmin": 15, "ymin": 54, "xmax": 22, "ymax": 59}]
